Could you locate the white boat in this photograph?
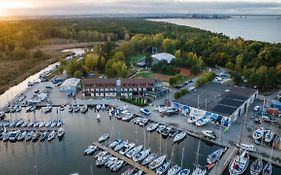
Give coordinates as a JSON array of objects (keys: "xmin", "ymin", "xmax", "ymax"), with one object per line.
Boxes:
[
  {"xmin": 45, "ymin": 121, "xmax": 52, "ymax": 127},
  {"xmin": 141, "ymin": 153, "xmax": 158, "ymax": 166},
  {"xmin": 122, "ymin": 113, "xmax": 134, "ymax": 121},
  {"xmin": 207, "ymin": 148, "xmax": 224, "ymax": 164},
  {"xmin": 191, "ymin": 167, "xmax": 207, "ymax": 175},
  {"xmin": 39, "ymin": 121, "xmax": 46, "ymax": 128},
  {"xmin": 187, "ymin": 116, "xmax": 197, "ymax": 124},
  {"xmin": 126, "ymin": 145, "xmax": 143, "ymax": 158},
  {"xmin": 173, "ymin": 131, "xmax": 187, "ymax": 143},
  {"xmin": 32, "ymin": 132, "xmax": 40, "ymax": 142},
  {"xmin": 253, "ymin": 127, "xmax": 265, "ymax": 140},
  {"xmin": 59, "ymin": 105, "xmax": 65, "ymax": 111},
  {"xmin": 95, "ymin": 151, "xmax": 107, "ymax": 159},
  {"xmin": 146, "ymin": 122, "xmax": 159, "ymax": 132},
  {"xmin": 228, "ymin": 150, "xmax": 249, "ymax": 175},
  {"xmin": 44, "ymin": 104, "xmax": 52, "ymax": 114},
  {"xmin": 157, "ymin": 124, "xmax": 166, "ymax": 133},
  {"xmin": 121, "ymin": 167, "xmax": 135, "ymax": 175},
  {"xmin": 149, "ymin": 155, "xmax": 166, "ymax": 170},
  {"xmin": 25, "ymin": 130, "xmax": 35, "ymax": 141},
  {"xmin": 56, "ymin": 120, "xmax": 63, "ymax": 127},
  {"xmin": 96, "ymin": 154, "xmax": 111, "ymax": 166},
  {"xmin": 48, "ymin": 130, "xmax": 56, "ymax": 141},
  {"xmin": 2, "ymin": 131, "xmax": 10, "ymax": 141},
  {"xmin": 250, "ymin": 157, "xmax": 263, "ymax": 175},
  {"xmin": 81, "ymin": 105, "xmax": 88, "ymax": 114},
  {"xmin": 119, "ymin": 143, "xmax": 135, "ymax": 155},
  {"xmin": 50, "ymin": 120, "xmax": 57, "ymax": 128},
  {"xmin": 97, "ymin": 113, "xmax": 101, "ymax": 120},
  {"xmin": 238, "ymin": 143, "xmax": 256, "ymax": 152},
  {"xmin": 156, "ymin": 160, "xmax": 171, "ymax": 175},
  {"xmin": 195, "ymin": 118, "xmax": 208, "ymax": 127},
  {"xmin": 167, "ymin": 164, "xmax": 181, "ymax": 175},
  {"xmin": 21, "ymin": 121, "xmax": 29, "ymax": 127},
  {"xmin": 98, "ymin": 133, "xmax": 110, "ymax": 142},
  {"xmin": 262, "ymin": 162, "xmax": 272, "ymax": 175},
  {"xmin": 177, "ymin": 169, "xmax": 191, "ymax": 175},
  {"xmin": 84, "ymin": 145, "xmax": 97, "ymax": 155},
  {"xmin": 17, "ymin": 131, "xmax": 27, "ymax": 141},
  {"xmin": 109, "ymin": 139, "xmax": 122, "ymax": 149},
  {"xmin": 57, "ymin": 128, "xmax": 65, "ymax": 138},
  {"xmin": 202, "ymin": 130, "xmax": 216, "ymax": 139},
  {"xmin": 105, "ymin": 157, "xmax": 118, "ymax": 168},
  {"xmin": 39, "ymin": 131, "xmax": 48, "ymax": 142},
  {"xmin": 33, "ymin": 121, "xmax": 40, "ymax": 128},
  {"xmin": 0, "ymin": 111, "xmax": 5, "ymax": 119},
  {"xmin": 132, "ymin": 148, "xmax": 150, "ymax": 162},
  {"xmin": 264, "ymin": 130, "xmax": 274, "ymax": 143},
  {"xmin": 111, "ymin": 160, "xmax": 124, "ymax": 172},
  {"xmin": 132, "ymin": 170, "xmax": 143, "ymax": 175},
  {"xmin": 9, "ymin": 130, "xmax": 21, "ymax": 142},
  {"xmin": 114, "ymin": 140, "xmax": 128, "ymax": 151},
  {"xmin": 15, "ymin": 120, "xmax": 24, "ymax": 127}
]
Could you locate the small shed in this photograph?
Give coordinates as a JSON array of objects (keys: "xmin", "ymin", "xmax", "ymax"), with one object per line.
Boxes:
[{"xmin": 60, "ymin": 78, "xmax": 80, "ymax": 96}]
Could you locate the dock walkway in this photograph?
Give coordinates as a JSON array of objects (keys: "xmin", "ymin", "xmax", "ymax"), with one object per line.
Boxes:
[
  {"xmin": 93, "ymin": 142, "xmax": 158, "ymax": 175},
  {"xmin": 209, "ymin": 147, "xmax": 237, "ymax": 175}
]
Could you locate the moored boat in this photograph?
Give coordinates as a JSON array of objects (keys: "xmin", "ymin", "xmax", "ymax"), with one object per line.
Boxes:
[
  {"xmin": 264, "ymin": 130, "xmax": 274, "ymax": 143},
  {"xmin": 84, "ymin": 145, "xmax": 97, "ymax": 155},
  {"xmin": 202, "ymin": 130, "xmax": 216, "ymax": 139},
  {"xmin": 177, "ymin": 168, "xmax": 191, "ymax": 175},
  {"xmin": 126, "ymin": 145, "xmax": 143, "ymax": 158},
  {"xmin": 132, "ymin": 148, "xmax": 150, "ymax": 162},
  {"xmin": 206, "ymin": 148, "xmax": 224, "ymax": 164},
  {"xmin": 156, "ymin": 160, "xmax": 171, "ymax": 175},
  {"xmin": 114, "ymin": 140, "xmax": 128, "ymax": 151},
  {"xmin": 98, "ymin": 133, "xmax": 110, "ymax": 142},
  {"xmin": 191, "ymin": 167, "xmax": 207, "ymax": 175},
  {"xmin": 173, "ymin": 131, "xmax": 187, "ymax": 143},
  {"xmin": 109, "ymin": 139, "xmax": 122, "ymax": 149},
  {"xmin": 167, "ymin": 164, "xmax": 181, "ymax": 175},
  {"xmin": 228, "ymin": 150, "xmax": 249, "ymax": 175},
  {"xmin": 57, "ymin": 127, "xmax": 65, "ymax": 138},
  {"xmin": 121, "ymin": 167, "xmax": 135, "ymax": 175},
  {"xmin": 141, "ymin": 152, "xmax": 158, "ymax": 166},
  {"xmin": 250, "ymin": 157, "xmax": 263, "ymax": 175},
  {"xmin": 253, "ymin": 127, "xmax": 265, "ymax": 140},
  {"xmin": 119, "ymin": 143, "xmax": 135, "ymax": 155},
  {"xmin": 149, "ymin": 155, "xmax": 166, "ymax": 170},
  {"xmin": 262, "ymin": 162, "xmax": 272, "ymax": 175},
  {"xmin": 47, "ymin": 130, "xmax": 56, "ymax": 141},
  {"xmin": 146, "ymin": 122, "xmax": 159, "ymax": 132}
]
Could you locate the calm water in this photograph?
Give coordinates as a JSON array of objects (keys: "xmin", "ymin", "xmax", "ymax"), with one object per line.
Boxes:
[
  {"xmin": 0, "ymin": 108, "xmax": 220, "ymax": 175},
  {"xmin": 149, "ymin": 17, "xmax": 281, "ymax": 43}
]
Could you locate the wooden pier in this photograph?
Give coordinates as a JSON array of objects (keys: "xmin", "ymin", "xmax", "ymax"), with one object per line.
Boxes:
[
  {"xmin": 209, "ymin": 147, "xmax": 237, "ymax": 175},
  {"xmin": 92, "ymin": 142, "xmax": 158, "ymax": 175}
]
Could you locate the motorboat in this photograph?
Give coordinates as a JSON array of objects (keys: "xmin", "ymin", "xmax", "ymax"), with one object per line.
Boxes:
[
  {"xmin": 206, "ymin": 148, "xmax": 225, "ymax": 164},
  {"xmin": 43, "ymin": 104, "xmax": 52, "ymax": 114},
  {"xmin": 177, "ymin": 169, "xmax": 191, "ymax": 175},
  {"xmin": 21, "ymin": 121, "xmax": 29, "ymax": 128},
  {"xmin": 141, "ymin": 153, "xmax": 158, "ymax": 166},
  {"xmin": 169, "ymin": 128, "xmax": 179, "ymax": 138},
  {"xmin": 187, "ymin": 116, "xmax": 197, "ymax": 124},
  {"xmin": 167, "ymin": 164, "xmax": 181, "ymax": 175},
  {"xmin": 57, "ymin": 127, "xmax": 65, "ymax": 138},
  {"xmin": 73, "ymin": 105, "xmax": 80, "ymax": 113},
  {"xmin": 33, "ymin": 121, "xmax": 40, "ymax": 128},
  {"xmin": 262, "ymin": 162, "xmax": 272, "ymax": 175},
  {"xmin": 39, "ymin": 121, "xmax": 46, "ymax": 128},
  {"xmin": 68, "ymin": 105, "xmax": 73, "ymax": 113},
  {"xmin": 149, "ymin": 155, "xmax": 166, "ymax": 170},
  {"xmin": 195, "ymin": 118, "xmax": 208, "ymax": 127},
  {"xmin": 56, "ymin": 120, "xmax": 63, "ymax": 127},
  {"xmin": 45, "ymin": 121, "xmax": 52, "ymax": 127},
  {"xmin": 17, "ymin": 131, "xmax": 27, "ymax": 141},
  {"xmin": 96, "ymin": 154, "xmax": 111, "ymax": 166},
  {"xmin": 39, "ymin": 131, "xmax": 48, "ymax": 142},
  {"xmin": 59, "ymin": 105, "xmax": 65, "ymax": 111},
  {"xmin": 105, "ymin": 157, "xmax": 118, "ymax": 168},
  {"xmin": 2, "ymin": 131, "xmax": 10, "ymax": 141},
  {"xmin": 202, "ymin": 130, "xmax": 216, "ymax": 139},
  {"xmin": 121, "ymin": 167, "xmax": 135, "ymax": 175},
  {"xmin": 250, "ymin": 157, "xmax": 263, "ymax": 175},
  {"xmin": 25, "ymin": 130, "xmax": 35, "ymax": 141},
  {"xmin": 238, "ymin": 143, "xmax": 256, "ymax": 152},
  {"xmin": 132, "ymin": 148, "xmax": 150, "ymax": 162},
  {"xmin": 9, "ymin": 121, "xmax": 17, "ymax": 128},
  {"xmin": 119, "ymin": 143, "xmax": 135, "ymax": 155},
  {"xmin": 15, "ymin": 105, "xmax": 22, "ymax": 113},
  {"xmin": 47, "ymin": 130, "xmax": 56, "ymax": 141},
  {"xmin": 0, "ymin": 132, "xmax": 3, "ymax": 140},
  {"xmin": 81, "ymin": 105, "xmax": 88, "ymax": 114},
  {"xmin": 191, "ymin": 167, "xmax": 207, "ymax": 175},
  {"xmin": 132, "ymin": 170, "xmax": 143, "ymax": 175},
  {"xmin": 110, "ymin": 160, "xmax": 124, "ymax": 172},
  {"xmin": 156, "ymin": 160, "xmax": 171, "ymax": 175},
  {"xmin": 146, "ymin": 122, "xmax": 159, "ymax": 132},
  {"xmin": 122, "ymin": 113, "xmax": 134, "ymax": 122},
  {"xmin": 253, "ymin": 127, "xmax": 265, "ymax": 140},
  {"xmin": 96, "ymin": 104, "xmax": 101, "ymax": 111},
  {"xmin": 9, "ymin": 130, "xmax": 21, "ymax": 142},
  {"xmin": 264, "ymin": 130, "xmax": 274, "ymax": 143},
  {"xmin": 157, "ymin": 124, "xmax": 166, "ymax": 133},
  {"xmin": 126, "ymin": 145, "xmax": 143, "ymax": 158},
  {"xmin": 114, "ymin": 140, "xmax": 128, "ymax": 151},
  {"xmin": 98, "ymin": 133, "xmax": 110, "ymax": 142},
  {"xmin": 109, "ymin": 139, "xmax": 122, "ymax": 149},
  {"xmin": 161, "ymin": 127, "xmax": 171, "ymax": 138},
  {"xmin": 173, "ymin": 131, "xmax": 187, "ymax": 143},
  {"xmin": 32, "ymin": 132, "xmax": 40, "ymax": 142},
  {"xmin": 95, "ymin": 151, "xmax": 107, "ymax": 159},
  {"xmin": 84, "ymin": 145, "xmax": 97, "ymax": 155},
  {"xmin": 50, "ymin": 120, "xmax": 57, "ymax": 128},
  {"xmin": 228, "ymin": 150, "xmax": 249, "ymax": 175},
  {"xmin": 15, "ymin": 120, "xmax": 24, "ymax": 127}
]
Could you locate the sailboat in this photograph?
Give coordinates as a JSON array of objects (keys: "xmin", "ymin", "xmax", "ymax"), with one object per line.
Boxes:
[
  {"xmin": 250, "ymin": 157, "xmax": 263, "ymax": 175},
  {"xmin": 191, "ymin": 140, "xmax": 207, "ymax": 175},
  {"xmin": 97, "ymin": 113, "xmax": 101, "ymax": 120},
  {"xmin": 262, "ymin": 162, "xmax": 272, "ymax": 175}
]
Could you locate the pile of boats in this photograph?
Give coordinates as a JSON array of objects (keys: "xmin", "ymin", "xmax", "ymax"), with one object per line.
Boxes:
[
  {"xmin": 228, "ymin": 150, "xmax": 273, "ymax": 175},
  {"xmin": 68, "ymin": 103, "xmax": 107, "ymax": 114},
  {"xmin": 0, "ymin": 127, "xmax": 65, "ymax": 142},
  {"xmin": 1, "ymin": 119, "xmax": 63, "ymax": 129},
  {"xmin": 252, "ymin": 127, "xmax": 279, "ymax": 147}
]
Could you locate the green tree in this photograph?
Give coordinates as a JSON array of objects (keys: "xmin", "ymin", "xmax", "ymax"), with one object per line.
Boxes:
[
  {"xmin": 162, "ymin": 38, "xmax": 175, "ymax": 53},
  {"xmin": 73, "ymin": 70, "xmax": 83, "ymax": 78}
]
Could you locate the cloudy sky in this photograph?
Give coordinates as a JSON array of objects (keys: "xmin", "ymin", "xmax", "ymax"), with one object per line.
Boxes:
[{"xmin": 0, "ymin": 0, "xmax": 280, "ymax": 16}]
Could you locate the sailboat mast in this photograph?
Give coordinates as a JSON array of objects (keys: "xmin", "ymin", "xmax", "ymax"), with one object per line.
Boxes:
[
  {"xmin": 238, "ymin": 102, "xmax": 249, "ymax": 154},
  {"xmin": 181, "ymin": 147, "xmax": 185, "ymax": 167}
]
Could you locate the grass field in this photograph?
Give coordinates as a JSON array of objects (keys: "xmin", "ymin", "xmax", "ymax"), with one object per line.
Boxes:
[
  {"xmin": 129, "ymin": 54, "xmax": 145, "ymax": 66},
  {"xmin": 134, "ymin": 70, "xmax": 154, "ymax": 78}
]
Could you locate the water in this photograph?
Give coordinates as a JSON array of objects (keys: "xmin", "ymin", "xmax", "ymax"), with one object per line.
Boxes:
[
  {"xmin": 0, "ymin": 108, "xmax": 220, "ymax": 175},
  {"xmin": 149, "ymin": 17, "xmax": 281, "ymax": 43}
]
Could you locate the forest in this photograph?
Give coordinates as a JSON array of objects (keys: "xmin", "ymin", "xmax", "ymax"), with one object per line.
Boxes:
[{"xmin": 0, "ymin": 18, "xmax": 280, "ymax": 94}]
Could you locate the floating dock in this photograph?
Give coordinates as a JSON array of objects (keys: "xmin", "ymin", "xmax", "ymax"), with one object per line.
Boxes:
[{"xmin": 92, "ymin": 142, "xmax": 158, "ymax": 175}]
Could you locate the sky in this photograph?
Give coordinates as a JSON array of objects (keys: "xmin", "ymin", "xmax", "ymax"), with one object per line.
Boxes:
[{"xmin": 0, "ymin": 0, "xmax": 280, "ymax": 16}]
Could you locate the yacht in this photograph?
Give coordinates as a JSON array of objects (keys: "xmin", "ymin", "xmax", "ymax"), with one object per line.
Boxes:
[
  {"xmin": 157, "ymin": 124, "xmax": 166, "ymax": 133},
  {"xmin": 50, "ymin": 120, "xmax": 57, "ymax": 128},
  {"xmin": 202, "ymin": 130, "xmax": 216, "ymax": 139},
  {"xmin": 149, "ymin": 155, "xmax": 166, "ymax": 170},
  {"xmin": 132, "ymin": 148, "xmax": 150, "ymax": 162},
  {"xmin": 146, "ymin": 122, "xmax": 159, "ymax": 132},
  {"xmin": 167, "ymin": 164, "xmax": 181, "ymax": 175},
  {"xmin": 48, "ymin": 130, "xmax": 56, "ymax": 141},
  {"xmin": 141, "ymin": 153, "xmax": 158, "ymax": 166},
  {"xmin": 119, "ymin": 143, "xmax": 135, "ymax": 155},
  {"xmin": 191, "ymin": 167, "xmax": 207, "ymax": 175},
  {"xmin": 95, "ymin": 151, "xmax": 107, "ymax": 159},
  {"xmin": 250, "ymin": 157, "xmax": 263, "ymax": 175},
  {"xmin": 109, "ymin": 139, "xmax": 122, "ymax": 149},
  {"xmin": 81, "ymin": 105, "xmax": 88, "ymax": 114},
  {"xmin": 161, "ymin": 127, "xmax": 171, "ymax": 138},
  {"xmin": 9, "ymin": 121, "xmax": 17, "ymax": 128},
  {"xmin": 111, "ymin": 160, "xmax": 124, "ymax": 172},
  {"xmin": 173, "ymin": 131, "xmax": 187, "ymax": 143},
  {"xmin": 45, "ymin": 121, "xmax": 52, "ymax": 127},
  {"xmin": 121, "ymin": 167, "xmax": 135, "ymax": 175},
  {"xmin": 262, "ymin": 162, "xmax": 272, "ymax": 175},
  {"xmin": 177, "ymin": 169, "xmax": 191, "ymax": 175},
  {"xmin": 156, "ymin": 160, "xmax": 171, "ymax": 175},
  {"xmin": 264, "ymin": 130, "xmax": 274, "ymax": 143},
  {"xmin": 105, "ymin": 157, "xmax": 118, "ymax": 168},
  {"xmin": 96, "ymin": 154, "xmax": 111, "ymax": 166},
  {"xmin": 253, "ymin": 127, "xmax": 265, "ymax": 140},
  {"xmin": 84, "ymin": 145, "xmax": 97, "ymax": 155},
  {"xmin": 169, "ymin": 128, "xmax": 179, "ymax": 138},
  {"xmin": 122, "ymin": 113, "xmax": 134, "ymax": 122},
  {"xmin": 98, "ymin": 133, "xmax": 110, "ymax": 142},
  {"xmin": 15, "ymin": 120, "xmax": 24, "ymax": 127},
  {"xmin": 57, "ymin": 128, "xmax": 65, "ymax": 138},
  {"xmin": 228, "ymin": 150, "xmax": 249, "ymax": 175},
  {"xmin": 25, "ymin": 130, "xmax": 35, "ymax": 141},
  {"xmin": 206, "ymin": 148, "xmax": 224, "ymax": 164},
  {"xmin": 195, "ymin": 118, "xmax": 208, "ymax": 127},
  {"xmin": 33, "ymin": 121, "xmax": 40, "ymax": 128},
  {"xmin": 126, "ymin": 145, "xmax": 143, "ymax": 158},
  {"xmin": 39, "ymin": 121, "xmax": 46, "ymax": 128},
  {"xmin": 17, "ymin": 131, "xmax": 27, "ymax": 141},
  {"xmin": 238, "ymin": 143, "xmax": 256, "ymax": 152},
  {"xmin": 114, "ymin": 140, "xmax": 128, "ymax": 151},
  {"xmin": 56, "ymin": 120, "xmax": 63, "ymax": 127},
  {"xmin": 9, "ymin": 130, "xmax": 21, "ymax": 142},
  {"xmin": 39, "ymin": 131, "xmax": 48, "ymax": 142}
]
